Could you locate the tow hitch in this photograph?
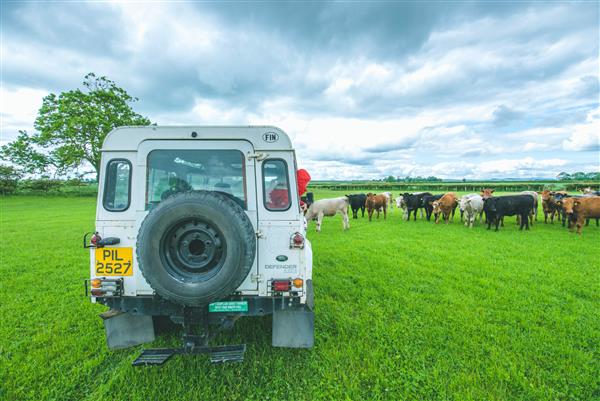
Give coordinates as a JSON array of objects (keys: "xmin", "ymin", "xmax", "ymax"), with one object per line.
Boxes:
[{"xmin": 132, "ymin": 311, "xmax": 246, "ymax": 366}]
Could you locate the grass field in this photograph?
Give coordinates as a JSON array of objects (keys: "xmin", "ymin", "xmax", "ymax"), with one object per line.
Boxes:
[{"xmin": 1, "ymin": 193, "xmax": 599, "ymax": 401}]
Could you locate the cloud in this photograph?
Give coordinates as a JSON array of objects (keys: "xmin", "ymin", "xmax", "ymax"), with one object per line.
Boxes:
[
  {"xmin": 562, "ymin": 108, "xmax": 600, "ymax": 151},
  {"xmin": 492, "ymin": 105, "xmax": 525, "ymax": 127},
  {"xmin": 0, "ymin": 2, "xmax": 598, "ymax": 179}
]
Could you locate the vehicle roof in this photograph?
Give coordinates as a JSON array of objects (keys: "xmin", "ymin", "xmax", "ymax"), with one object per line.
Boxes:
[{"xmin": 101, "ymin": 125, "xmax": 293, "ymax": 152}]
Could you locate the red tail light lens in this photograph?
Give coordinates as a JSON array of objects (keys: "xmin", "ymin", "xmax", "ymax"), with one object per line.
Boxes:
[
  {"xmin": 272, "ymin": 280, "xmax": 291, "ymax": 292},
  {"xmin": 290, "ymin": 232, "xmax": 305, "ymax": 249}
]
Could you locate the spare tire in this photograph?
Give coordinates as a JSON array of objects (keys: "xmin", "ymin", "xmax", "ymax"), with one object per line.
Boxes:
[{"xmin": 136, "ymin": 191, "xmax": 256, "ymax": 306}]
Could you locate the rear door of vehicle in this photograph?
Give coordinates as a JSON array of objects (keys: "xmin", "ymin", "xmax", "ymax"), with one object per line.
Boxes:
[{"xmin": 136, "ymin": 139, "xmax": 259, "ymax": 293}]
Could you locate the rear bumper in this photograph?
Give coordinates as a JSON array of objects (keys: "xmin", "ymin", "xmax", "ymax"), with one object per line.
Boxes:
[{"xmin": 96, "ymin": 293, "xmax": 307, "ymax": 318}]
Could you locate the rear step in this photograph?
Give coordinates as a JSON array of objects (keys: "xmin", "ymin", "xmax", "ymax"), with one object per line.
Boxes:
[
  {"xmin": 132, "ymin": 349, "xmax": 175, "ymax": 366},
  {"xmin": 132, "ymin": 344, "xmax": 246, "ymax": 366},
  {"xmin": 208, "ymin": 345, "xmax": 246, "ymax": 364}
]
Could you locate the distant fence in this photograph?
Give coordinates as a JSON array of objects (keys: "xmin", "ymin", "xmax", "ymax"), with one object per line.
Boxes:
[{"xmin": 308, "ymin": 181, "xmax": 600, "ymax": 193}]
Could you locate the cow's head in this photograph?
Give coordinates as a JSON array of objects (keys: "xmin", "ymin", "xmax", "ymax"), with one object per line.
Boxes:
[
  {"xmin": 483, "ymin": 197, "xmax": 497, "ymax": 213},
  {"xmin": 560, "ymin": 197, "xmax": 576, "ymax": 215},
  {"xmin": 432, "ymin": 201, "xmax": 441, "ymax": 214},
  {"xmin": 481, "ymin": 188, "xmax": 495, "ymax": 199},
  {"xmin": 541, "ymin": 190, "xmax": 553, "ymax": 201}
]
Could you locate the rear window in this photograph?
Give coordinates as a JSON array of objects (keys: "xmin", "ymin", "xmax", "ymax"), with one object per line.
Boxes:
[
  {"xmin": 263, "ymin": 159, "xmax": 291, "ymax": 211},
  {"xmin": 103, "ymin": 159, "xmax": 131, "ymax": 212},
  {"xmin": 146, "ymin": 149, "xmax": 246, "ymax": 210}
]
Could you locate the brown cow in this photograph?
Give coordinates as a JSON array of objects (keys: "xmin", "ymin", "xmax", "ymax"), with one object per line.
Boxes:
[
  {"xmin": 365, "ymin": 193, "xmax": 387, "ymax": 221},
  {"xmin": 432, "ymin": 192, "xmax": 458, "ymax": 224},
  {"xmin": 561, "ymin": 196, "xmax": 600, "ymax": 234},
  {"xmin": 541, "ymin": 190, "xmax": 568, "ymax": 224},
  {"xmin": 481, "ymin": 188, "xmax": 495, "ymax": 199}
]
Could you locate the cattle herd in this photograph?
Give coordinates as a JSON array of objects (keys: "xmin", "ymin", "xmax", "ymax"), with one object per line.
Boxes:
[{"xmin": 302, "ymin": 187, "xmax": 600, "ymax": 235}]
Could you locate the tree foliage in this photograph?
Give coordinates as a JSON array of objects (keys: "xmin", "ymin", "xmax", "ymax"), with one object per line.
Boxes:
[
  {"xmin": 557, "ymin": 171, "xmax": 600, "ymax": 181},
  {"xmin": 0, "ymin": 164, "xmax": 22, "ymax": 195},
  {"xmin": 0, "ymin": 73, "xmax": 151, "ymax": 179}
]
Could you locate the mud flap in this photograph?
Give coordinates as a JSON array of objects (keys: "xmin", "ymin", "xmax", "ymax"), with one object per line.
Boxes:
[
  {"xmin": 272, "ymin": 306, "xmax": 314, "ymax": 348},
  {"xmin": 100, "ymin": 310, "xmax": 155, "ymax": 350}
]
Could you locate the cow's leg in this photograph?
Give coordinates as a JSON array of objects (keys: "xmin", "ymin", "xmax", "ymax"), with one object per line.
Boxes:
[
  {"xmin": 376, "ymin": 209, "xmax": 380, "ymax": 219},
  {"xmin": 368, "ymin": 208, "xmax": 373, "ymax": 222},
  {"xmin": 316, "ymin": 212, "xmax": 324, "ymax": 232},
  {"xmin": 383, "ymin": 206, "xmax": 387, "ymax": 220},
  {"xmin": 576, "ymin": 216, "xmax": 584, "ymax": 234},
  {"xmin": 445, "ymin": 212, "xmax": 450, "ymax": 224},
  {"xmin": 596, "ymin": 218, "xmax": 599, "ymax": 227},
  {"xmin": 361, "ymin": 206, "xmax": 365, "ymax": 217},
  {"xmin": 543, "ymin": 210, "xmax": 548, "ymax": 223},
  {"xmin": 342, "ymin": 210, "xmax": 350, "ymax": 230},
  {"xmin": 585, "ymin": 218, "xmax": 590, "ymax": 226},
  {"xmin": 495, "ymin": 215, "xmax": 501, "ymax": 231}
]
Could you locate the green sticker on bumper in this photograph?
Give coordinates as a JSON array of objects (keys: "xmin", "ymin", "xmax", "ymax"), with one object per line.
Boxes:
[{"xmin": 208, "ymin": 301, "xmax": 248, "ymax": 313}]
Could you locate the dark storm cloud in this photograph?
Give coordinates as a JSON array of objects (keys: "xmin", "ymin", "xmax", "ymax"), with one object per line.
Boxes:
[{"xmin": 6, "ymin": 0, "xmax": 595, "ymax": 117}]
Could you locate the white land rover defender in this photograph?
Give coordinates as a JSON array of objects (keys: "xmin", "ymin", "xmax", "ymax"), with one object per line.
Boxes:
[{"xmin": 86, "ymin": 126, "xmax": 313, "ymax": 365}]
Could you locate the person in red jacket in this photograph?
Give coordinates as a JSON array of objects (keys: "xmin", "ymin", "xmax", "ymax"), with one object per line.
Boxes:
[
  {"xmin": 297, "ymin": 169, "xmax": 311, "ymax": 212},
  {"xmin": 265, "ymin": 168, "xmax": 311, "ymax": 211}
]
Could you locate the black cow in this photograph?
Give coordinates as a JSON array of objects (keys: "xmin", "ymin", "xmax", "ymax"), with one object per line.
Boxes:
[
  {"xmin": 346, "ymin": 193, "xmax": 367, "ymax": 219},
  {"xmin": 401, "ymin": 192, "xmax": 432, "ymax": 221},
  {"xmin": 483, "ymin": 195, "xmax": 534, "ymax": 231},
  {"xmin": 421, "ymin": 194, "xmax": 443, "ymax": 222}
]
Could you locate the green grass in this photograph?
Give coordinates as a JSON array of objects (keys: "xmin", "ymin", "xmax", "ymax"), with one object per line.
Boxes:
[{"xmin": 1, "ymin": 194, "xmax": 599, "ymax": 401}]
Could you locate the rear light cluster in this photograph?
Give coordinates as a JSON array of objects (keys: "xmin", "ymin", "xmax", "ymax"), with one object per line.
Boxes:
[
  {"xmin": 270, "ymin": 278, "xmax": 303, "ymax": 293},
  {"xmin": 89, "ymin": 278, "xmax": 123, "ymax": 297},
  {"xmin": 290, "ymin": 232, "xmax": 305, "ymax": 249}
]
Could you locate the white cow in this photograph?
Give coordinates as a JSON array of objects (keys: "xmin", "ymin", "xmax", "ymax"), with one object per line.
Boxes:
[
  {"xmin": 381, "ymin": 192, "xmax": 393, "ymax": 210},
  {"xmin": 520, "ymin": 190, "xmax": 539, "ymax": 222},
  {"xmin": 396, "ymin": 195, "xmax": 405, "ymax": 218},
  {"xmin": 460, "ymin": 194, "xmax": 484, "ymax": 228},
  {"xmin": 304, "ymin": 197, "xmax": 350, "ymax": 232}
]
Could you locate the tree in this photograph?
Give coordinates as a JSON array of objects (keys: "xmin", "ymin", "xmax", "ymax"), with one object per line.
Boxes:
[
  {"xmin": 0, "ymin": 164, "xmax": 22, "ymax": 195},
  {"xmin": 557, "ymin": 172, "xmax": 571, "ymax": 181},
  {"xmin": 0, "ymin": 73, "xmax": 151, "ymax": 180}
]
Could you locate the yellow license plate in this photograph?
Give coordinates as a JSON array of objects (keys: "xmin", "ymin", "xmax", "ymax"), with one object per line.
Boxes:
[{"xmin": 95, "ymin": 247, "xmax": 133, "ymax": 276}]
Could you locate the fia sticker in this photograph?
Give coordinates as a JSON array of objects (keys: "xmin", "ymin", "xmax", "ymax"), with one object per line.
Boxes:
[{"xmin": 263, "ymin": 132, "xmax": 279, "ymax": 143}]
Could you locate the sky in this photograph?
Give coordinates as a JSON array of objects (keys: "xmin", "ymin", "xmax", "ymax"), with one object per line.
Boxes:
[{"xmin": 1, "ymin": 1, "xmax": 599, "ymax": 180}]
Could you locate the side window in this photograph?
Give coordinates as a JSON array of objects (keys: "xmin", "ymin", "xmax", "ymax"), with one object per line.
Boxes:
[
  {"xmin": 263, "ymin": 159, "xmax": 291, "ymax": 211},
  {"xmin": 103, "ymin": 159, "xmax": 131, "ymax": 212}
]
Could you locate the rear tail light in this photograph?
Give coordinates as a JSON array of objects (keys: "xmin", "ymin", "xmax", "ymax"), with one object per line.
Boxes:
[
  {"xmin": 272, "ymin": 280, "xmax": 291, "ymax": 292},
  {"xmin": 290, "ymin": 232, "xmax": 305, "ymax": 249},
  {"xmin": 88, "ymin": 278, "xmax": 123, "ymax": 297}
]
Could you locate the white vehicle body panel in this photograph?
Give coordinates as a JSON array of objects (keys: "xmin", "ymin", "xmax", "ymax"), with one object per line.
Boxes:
[{"xmin": 92, "ymin": 126, "xmax": 311, "ymax": 303}]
